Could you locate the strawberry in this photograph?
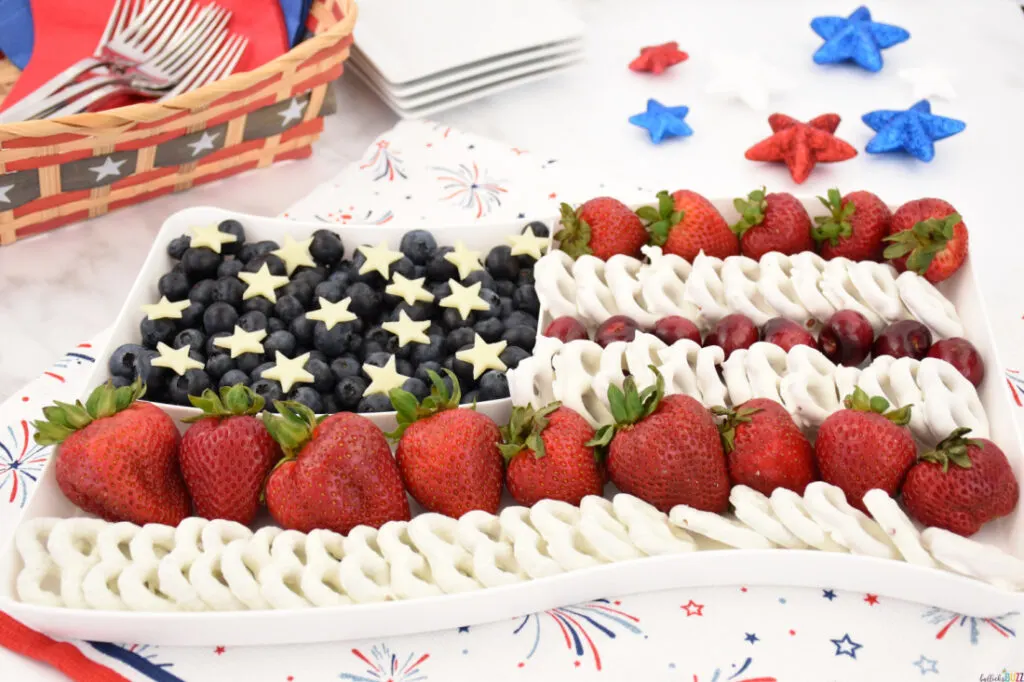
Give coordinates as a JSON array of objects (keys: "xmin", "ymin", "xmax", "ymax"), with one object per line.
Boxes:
[
  {"xmin": 389, "ymin": 370, "xmax": 504, "ymax": 518},
  {"xmin": 731, "ymin": 187, "xmax": 814, "ymax": 259},
  {"xmin": 640, "ymin": 189, "xmax": 739, "ymax": 260},
  {"xmin": 902, "ymin": 428, "xmax": 1019, "ymax": 536},
  {"xmin": 812, "ymin": 188, "xmax": 891, "ymax": 261},
  {"xmin": 555, "ymin": 197, "xmax": 648, "ymax": 260},
  {"xmin": 883, "ymin": 198, "xmax": 968, "ymax": 283},
  {"xmin": 814, "ymin": 388, "xmax": 917, "ymax": 513},
  {"xmin": 33, "ymin": 380, "xmax": 190, "ymax": 526},
  {"xmin": 263, "ymin": 402, "xmax": 410, "ymax": 534},
  {"xmin": 500, "ymin": 402, "xmax": 604, "ymax": 506},
  {"xmin": 589, "ymin": 370, "xmax": 729, "ymax": 513},
  {"xmin": 179, "ymin": 385, "xmax": 281, "ymax": 525},
  {"xmin": 712, "ymin": 398, "xmax": 817, "ymax": 496}
]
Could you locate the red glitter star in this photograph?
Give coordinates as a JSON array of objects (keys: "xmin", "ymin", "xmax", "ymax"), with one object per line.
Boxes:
[
  {"xmin": 214, "ymin": 646, "xmax": 225, "ymax": 655},
  {"xmin": 681, "ymin": 600, "xmax": 704, "ymax": 616},
  {"xmin": 629, "ymin": 41, "xmax": 689, "ymax": 75},
  {"xmin": 864, "ymin": 594, "xmax": 880, "ymax": 606},
  {"xmin": 744, "ymin": 113, "xmax": 857, "ymax": 184}
]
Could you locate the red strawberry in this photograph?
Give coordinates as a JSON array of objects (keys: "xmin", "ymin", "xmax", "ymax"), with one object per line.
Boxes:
[
  {"xmin": 883, "ymin": 198, "xmax": 968, "ymax": 283},
  {"xmin": 389, "ymin": 370, "xmax": 504, "ymax": 518},
  {"xmin": 731, "ymin": 188, "xmax": 814, "ymax": 259},
  {"xmin": 501, "ymin": 403, "xmax": 604, "ymax": 506},
  {"xmin": 263, "ymin": 402, "xmax": 410, "ymax": 534},
  {"xmin": 812, "ymin": 188, "xmax": 892, "ymax": 261},
  {"xmin": 814, "ymin": 388, "xmax": 917, "ymax": 512},
  {"xmin": 902, "ymin": 428, "xmax": 1019, "ymax": 536},
  {"xmin": 640, "ymin": 189, "xmax": 739, "ymax": 260},
  {"xmin": 590, "ymin": 370, "xmax": 729, "ymax": 512},
  {"xmin": 33, "ymin": 380, "xmax": 190, "ymax": 526},
  {"xmin": 713, "ymin": 398, "xmax": 817, "ymax": 496},
  {"xmin": 179, "ymin": 385, "xmax": 281, "ymax": 525},
  {"xmin": 556, "ymin": 197, "xmax": 648, "ymax": 260}
]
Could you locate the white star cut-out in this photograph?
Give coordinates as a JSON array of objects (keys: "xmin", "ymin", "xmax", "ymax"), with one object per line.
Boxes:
[
  {"xmin": 271, "ymin": 234, "xmax": 316, "ymax": 275},
  {"xmin": 357, "ymin": 241, "xmax": 404, "ymax": 278},
  {"xmin": 704, "ymin": 50, "xmax": 794, "ymax": 111},
  {"xmin": 188, "ymin": 131, "xmax": 221, "ymax": 157},
  {"xmin": 439, "ymin": 279, "xmax": 489, "ymax": 320},
  {"xmin": 506, "ymin": 227, "xmax": 549, "ymax": 260},
  {"xmin": 0, "ymin": 184, "xmax": 13, "ymax": 204},
  {"xmin": 899, "ymin": 67, "xmax": 956, "ymax": 100},
  {"xmin": 363, "ymin": 355, "xmax": 410, "ymax": 397},
  {"xmin": 238, "ymin": 263, "xmax": 290, "ymax": 303},
  {"xmin": 385, "ymin": 272, "xmax": 434, "ymax": 305},
  {"xmin": 89, "ymin": 156, "xmax": 126, "ymax": 181},
  {"xmin": 444, "ymin": 241, "xmax": 484, "ymax": 280},
  {"xmin": 262, "ymin": 351, "xmax": 314, "ymax": 393},
  {"xmin": 150, "ymin": 342, "xmax": 204, "ymax": 376},
  {"xmin": 455, "ymin": 334, "xmax": 507, "ymax": 379},
  {"xmin": 382, "ymin": 310, "xmax": 431, "ymax": 347},
  {"xmin": 190, "ymin": 223, "xmax": 238, "ymax": 253},
  {"xmin": 213, "ymin": 326, "xmax": 267, "ymax": 358},
  {"xmin": 278, "ymin": 98, "xmax": 307, "ymax": 127},
  {"xmin": 140, "ymin": 296, "xmax": 191, "ymax": 321},
  {"xmin": 305, "ymin": 296, "xmax": 357, "ymax": 330}
]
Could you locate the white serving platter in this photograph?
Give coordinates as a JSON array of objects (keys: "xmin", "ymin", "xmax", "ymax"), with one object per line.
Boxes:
[{"xmin": 1, "ymin": 197, "xmax": 1022, "ymax": 647}]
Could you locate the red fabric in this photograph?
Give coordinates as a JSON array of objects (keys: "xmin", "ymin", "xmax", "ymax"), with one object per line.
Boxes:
[
  {"xmin": 0, "ymin": 611, "xmax": 130, "ymax": 682},
  {"xmin": 2, "ymin": 0, "xmax": 289, "ymax": 111}
]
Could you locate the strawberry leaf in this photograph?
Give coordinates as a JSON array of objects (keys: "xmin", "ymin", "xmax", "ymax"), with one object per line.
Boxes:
[
  {"xmin": 730, "ymin": 187, "xmax": 768, "ymax": 237},
  {"xmin": 33, "ymin": 378, "xmax": 146, "ymax": 446},
  {"xmin": 554, "ymin": 202, "xmax": 594, "ymax": 259},
  {"xmin": 636, "ymin": 206, "xmax": 660, "ymax": 223},
  {"xmin": 811, "ymin": 188, "xmax": 853, "ymax": 247}
]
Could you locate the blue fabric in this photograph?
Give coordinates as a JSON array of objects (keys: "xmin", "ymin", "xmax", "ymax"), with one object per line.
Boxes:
[
  {"xmin": 0, "ymin": 0, "xmax": 34, "ymax": 69},
  {"xmin": 279, "ymin": 0, "xmax": 313, "ymax": 46}
]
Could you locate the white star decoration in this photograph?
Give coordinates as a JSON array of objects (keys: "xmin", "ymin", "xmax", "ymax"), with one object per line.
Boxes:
[
  {"xmin": 362, "ymin": 356, "xmax": 410, "ymax": 397},
  {"xmin": 140, "ymin": 296, "xmax": 191, "ymax": 321},
  {"xmin": 899, "ymin": 67, "xmax": 956, "ymax": 100},
  {"xmin": 238, "ymin": 263, "xmax": 290, "ymax": 303},
  {"xmin": 382, "ymin": 310, "xmax": 431, "ymax": 347},
  {"xmin": 0, "ymin": 184, "xmax": 13, "ymax": 204},
  {"xmin": 357, "ymin": 241, "xmax": 404, "ymax": 278},
  {"xmin": 385, "ymin": 272, "xmax": 434, "ymax": 305},
  {"xmin": 189, "ymin": 223, "xmax": 238, "ymax": 253},
  {"xmin": 150, "ymin": 342, "xmax": 204, "ymax": 376},
  {"xmin": 271, "ymin": 234, "xmax": 316, "ymax": 275},
  {"xmin": 455, "ymin": 334, "xmax": 507, "ymax": 379},
  {"xmin": 506, "ymin": 227, "xmax": 549, "ymax": 260},
  {"xmin": 704, "ymin": 50, "xmax": 794, "ymax": 111},
  {"xmin": 278, "ymin": 98, "xmax": 307, "ymax": 127},
  {"xmin": 305, "ymin": 296, "xmax": 357, "ymax": 330},
  {"xmin": 439, "ymin": 280, "xmax": 489, "ymax": 320},
  {"xmin": 188, "ymin": 131, "xmax": 221, "ymax": 157},
  {"xmin": 213, "ymin": 326, "xmax": 267, "ymax": 358},
  {"xmin": 444, "ymin": 241, "xmax": 484, "ymax": 280},
  {"xmin": 262, "ymin": 351, "xmax": 314, "ymax": 393},
  {"xmin": 89, "ymin": 156, "xmax": 127, "ymax": 181}
]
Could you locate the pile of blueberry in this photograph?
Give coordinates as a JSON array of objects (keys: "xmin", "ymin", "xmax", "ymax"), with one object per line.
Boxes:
[{"xmin": 107, "ymin": 221, "xmax": 544, "ymax": 414}]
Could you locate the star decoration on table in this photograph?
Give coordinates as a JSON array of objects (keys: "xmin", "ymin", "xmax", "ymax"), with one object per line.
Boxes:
[
  {"xmin": 357, "ymin": 241, "xmax": 404, "ymax": 278},
  {"xmin": 862, "ymin": 100, "xmax": 966, "ymax": 162},
  {"xmin": 863, "ymin": 593, "xmax": 879, "ymax": 606},
  {"xmin": 271, "ymin": 235, "xmax": 315, "ymax": 275},
  {"xmin": 363, "ymin": 356, "xmax": 410, "ymax": 397},
  {"xmin": 912, "ymin": 655, "xmax": 939, "ymax": 675},
  {"xmin": 140, "ymin": 296, "xmax": 191, "ymax": 321},
  {"xmin": 628, "ymin": 41, "xmax": 688, "ymax": 75},
  {"xmin": 705, "ymin": 50, "xmax": 794, "ymax": 111},
  {"xmin": 212, "ymin": 326, "xmax": 267, "ymax": 358},
  {"xmin": 899, "ymin": 66, "xmax": 956, "ymax": 100},
  {"xmin": 262, "ymin": 351, "xmax": 314, "ymax": 393},
  {"xmin": 443, "ymin": 241, "xmax": 483, "ymax": 280},
  {"xmin": 190, "ymin": 223, "xmax": 238, "ymax": 253},
  {"xmin": 811, "ymin": 5, "xmax": 910, "ymax": 73},
  {"xmin": 238, "ymin": 264, "xmax": 291, "ymax": 303},
  {"xmin": 439, "ymin": 280, "xmax": 490, "ymax": 320},
  {"xmin": 305, "ymin": 296, "xmax": 357, "ymax": 330},
  {"xmin": 386, "ymin": 273, "xmax": 435, "ymax": 305},
  {"xmin": 822, "ymin": 589, "xmax": 837, "ymax": 601},
  {"xmin": 744, "ymin": 113, "xmax": 857, "ymax": 183},
  {"xmin": 150, "ymin": 342, "xmax": 204, "ymax": 376},
  {"xmin": 188, "ymin": 131, "xmax": 221, "ymax": 157},
  {"xmin": 382, "ymin": 310, "xmax": 431, "ymax": 347},
  {"xmin": 680, "ymin": 600, "xmax": 704, "ymax": 617},
  {"xmin": 743, "ymin": 632, "xmax": 759, "ymax": 644},
  {"xmin": 455, "ymin": 334, "xmax": 507, "ymax": 379},
  {"xmin": 830, "ymin": 633, "xmax": 862, "ymax": 659},
  {"xmin": 89, "ymin": 156, "xmax": 126, "ymax": 181},
  {"xmin": 506, "ymin": 227, "xmax": 549, "ymax": 260},
  {"xmin": 628, "ymin": 99, "xmax": 692, "ymax": 144}
]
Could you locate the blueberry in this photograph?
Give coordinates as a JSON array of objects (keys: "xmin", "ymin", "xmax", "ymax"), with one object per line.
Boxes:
[
  {"xmin": 357, "ymin": 394, "xmax": 394, "ymax": 413},
  {"xmin": 251, "ymin": 379, "xmax": 284, "ymax": 410},
  {"xmin": 427, "ymin": 322, "xmax": 445, "ymax": 338},
  {"xmin": 364, "ymin": 326, "xmax": 399, "ymax": 353},
  {"xmin": 134, "ymin": 349, "xmax": 171, "ymax": 393},
  {"xmin": 264, "ymin": 330, "xmax": 297, "ymax": 357},
  {"xmin": 158, "ymin": 271, "xmax": 190, "ymax": 301},
  {"xmin": 498, "ymin": 296, "xmax": 515, "ymax": 319},
  {"xmin": 267, "ymin": 317, "xmax": 287, "ymax": 334},
  {"xmin": 476, "ymin": 288, "xmax": 502, "ymax": 319},
  {"xmin": 523, "ymin": 221, "xmax": 550, "ymax": 238},
  {"xmin": 346, "ymin": 282, "xmax": 382, "ymax": 319},
  {"xmin": 109, "ymin": 343, "xmax": 147, "ymax": 379},
  {"xmin": 313, "ymin": 280, "xmax": 345, "ymax": 303},
  {"xmin": 502, "ymin": 325, "xmax": 536, "ymax": 352},
  {"xmin": 167, "ymin": 235, "xmax": 191, "ymax": 260},
  {"xmin": 363, "ymin": 352, "xmax": 393, "ymax": 374},
  {"xmin": 360, "ymin": 342, "xmax": 387, "ymax": 361},
  {"xmin": 327, "ymin": 269, "xmax": 352, "ymax": 287},
  {"xmin": 414, "ymin": 361, "xmax": 443, "ymax": 387},
  {"xmin": 310, "ymin": 229, "xmax": 344, "ymax": 266},
  {"xmin": 172, "ymin": 262, "xmax": 185, "ymax": 274},
  {"xmin": 410, "ymin": 335, "xmax": 445, "ymax": 366},
  {"xmin": 478, "ymin": 370, "xmax": 509, "ymax": 401},
  {"xmin": 462, "ymin": 270, "xmax": 496, "ymax": 291},
  {"xmin": 426, "ymin": 246, "xmax": 458, "ymax": 282},
  {"xmin": 307, "ymin": 350, "xmax": 328, "ymax": 364},
  {"xmin": 391, "ymin": 257, "xmax": 417, "ymax": 281},
  {"xmin": 505, "ymin": 310, "xmax": 537, "ymax": 329},
  {"xmin": 413, "ymin": 265, "xmax": 428, "ymax": 279},
  {"xmin": 446, "ymin": 326, "xmax": 476, "ymax": 354},
  {"xmin": 330, "ymin": 356, "xmax": 362, "ymax": 380},
  {"xmin": 219, "ymin": 369, "xmax": 250, "ymax": 389},
  {"xmin": 182, "ymin": 247, "xmax": 222, "ymax": 282},
  {"xmin": 301, "ymin": 357, "xmax": 334, "ymax": 393},
  {"xmin": 517, "ymin": 269, "xmax": 535, "ymax": 286},
  {"xmin": 206, "ymin": 332, "xmax": 231, "ymax": 356},
  {"xmin": 237, "ymin": 243, "xmax": 259, "ymax": 262},
  {"xmin": 314, "ymin": 320, "xmax": 359, "ymax": 357},
  {"xmin": 204, "ymin": 302, "xmax": 238, "ymax": 334},
  {"xmin": 289, "ymin": 386, "xmax": 324, "ymax": 413},
  {"xmin": 335, "ymin": 376, "xmax": 368, "ymax": 410},
  {"xmin": 500, "ymin": 345, "xmax": 531, "ymax": 370},
  {"xmin": 244, "ymin": 254, "xmax": 286, "ymax": 277},
  {"xmin": 390, "ymin": 301, "xmax": 434, "ymax": 322},
  {"xmin": 461, "ymin": 390, "xmax": 480, "ymax": 406},
  {"xmin": 252, "ymin": 240, "xmax": 280, "ymax": 257},
  {"xmin": 236, "ymin": 352, "xmax": 263, "ymax": 374},
  {"xmin": 251, "ymin": 362, "xmax": 276, "ymax": 382},
  {"xmin": 485, "ymin": 245, "xmax": 520, "ymax": 281},
  {"xmin": 474, "ymin": 317, "xmax": 504, "ymax": 343},
  {"xmin": 445, "ymin": 350, "xmax": 477, "ymax": 392},
  {"xmin": 281, "ymin": 280, "xmax": 313, "ymax": 308},
  {"xmin": 167, "ymin": 369, "xmax": 212, "ymax": 405},
  {"xmin": 211, "ymin": 277, "xmax": 245, "ymax": 308},
  {"xmin": 290, "ymin": 315, "xmax": 316, "ymax": 346},
  {"xmin": 205, "ymin": 353, "xmax": 236, "ymax": 380},
  {"xmin": 242, "ymin": 296, "xmax": 275, "ymax": 317},
  {"xmin": 428, "ymin": 281, "xmax": 452, "ymax": 301},
  {"xmin": 274, "ymin": 295, "xmax": 305, "ymax": 323},
  {"xmin": 293, "ymin": 267, "xmax": 327, "ymax": 289},
  {"xmin": 110, "ymin": 376, "xmax": 132, "ymax": 389},
  {"xmin": 322, "ymin": 395, "xmax": 341, "ymax": 414},
  {"xmin": 349, "ymin": 250, "xmax": 387, "ymax": 288},
  {"xmin": 180, "ymin": 301, "xmax": 205, "ymax": 329},
  {"xmin": 140, "ymin": 318, "xmax": 177, "ymax": 348},
  {"xmin": 189, "ymin": 279, "xmax": 217, "ymax": 305},
  {"xmin": 513, "ymin": 284, "xmax": 539, "ymax": 315},
  {"xmin": 494, "ymin": 279, "xmax": 516, "ymax": 298},
  {"xmin": 217, "ymin": 259, "xmax": 245, "ymax": 279},
  {"xmin": 218, "ymin": 219, "xmax": 245, "ymax": 255},
  {"xmin": 401, "ymin": 377, "xmax": 430, "ymax": 400},
  {"xmin": 400, "ymin": 230, "xmax": 437, "ymax": 265},
  {"xmin": 174, "ymin": 328, "xmax": 206, "ymax": 351},
  {"xmin": 237, "ymin": 310, "xmax": 268, "ymax": 332},
  {"xmin": 442, "ymin": 308, "xmax": 476, "ymax": 330}
]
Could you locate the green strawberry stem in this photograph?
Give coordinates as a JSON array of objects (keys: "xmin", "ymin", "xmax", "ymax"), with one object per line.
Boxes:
[
  {"xmin": 812, "ymin": 187, "xmax": 856, "ymax": 246},
  {"xmin": 553, "ymin": 202, "xmax": 593, "ymax": 259},
  {"xmin": 709, "ymin": 405, "xmax": 763, "ymax": 454},
  {"xmin": 498, "ymin": 402, "xmax": 560, "ymax": 462},
  {"xmin": 33, "ymin": 379, "xmax": 146, "ymax": 446},
  {"xmin": 182, "ymin": 384, "xmax": 265, "ymax": 423},
  {"xmin": 882, "ymin": 212, "xmax": 961, "ymax": 275},
  {"xmin": 636, "ymin": 190, "xmax": 684, "ymax": 247},
  {"xmin": 919, "ymin": 426, "xmax": 982, "ymax": 473},
  {"xmin": 842, "ymin": 387, "xmax": 912, "ymax": 426},
  {"xmin": 262, "ymin": 400, "xmax": 326, "ymax": 460},
  {"xmin": 386, "ymin": 369, "xmax": 465, "ymax": 441},
  {"xmin": 730, "ymin": 186, "xmax": 768, "ymax": 237},
  {"xmin": 586, "ymin": 366, "xmax": 666, "ymax": 450}
]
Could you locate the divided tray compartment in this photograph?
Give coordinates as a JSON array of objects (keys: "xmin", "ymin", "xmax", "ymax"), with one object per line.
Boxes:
[{"xmin": 1, "ymin": 198, "xmax": 1022, "ymax": 647}]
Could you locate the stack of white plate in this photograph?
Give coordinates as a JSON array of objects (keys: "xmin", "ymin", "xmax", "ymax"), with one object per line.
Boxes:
[{"xmin": 348, "ymin": 0, "xmax": 585, "ymax": 119}]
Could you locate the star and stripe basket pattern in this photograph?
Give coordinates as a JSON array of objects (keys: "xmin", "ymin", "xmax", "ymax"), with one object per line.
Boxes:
[{"xmin": 0, "ymin": 0, "xmax": 356, "ymax": 246}]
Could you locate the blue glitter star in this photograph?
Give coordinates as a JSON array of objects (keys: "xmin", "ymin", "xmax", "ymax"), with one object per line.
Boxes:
[
  {"xmin": 912, "ymin": 655, "xmax": 939, "ymax": 675},
  {"xmin": 744, "ymin": 633, "xmax": 759, "ymax": 644},
  {"xmin": 831, "ymin": 633, "xmax": 863, "ymax": 659},
  {"xmin": 629, "ymin": 99, "xmax": 692, "ymax": 144},
  {"xmin": 862, "ymin": 100, "xmax": 965, "ymax": 161},
  {"xmin": 823, "ymin": 589, "xmax": 837, "ymax": 601},
  {"xmin": 811, "ymin": 6, "xmax": 910, "ymax": 72}
]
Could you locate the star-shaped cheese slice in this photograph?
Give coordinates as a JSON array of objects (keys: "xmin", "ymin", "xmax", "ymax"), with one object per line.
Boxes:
[
  {"xmin": 357, "ymin": 241, "xmax": 403, "ymax": 278},
  {"xmin": 271, "ymin": 234, "xmax": 316, "ymax": 275},
  {"xmin": 238, "ymin": 263, "xmax": 290, "ymax": 303},
  {"xmin": 444, "ymin": 240, "xmax": 483, "ymax": 280},
  {"xmin": 189, "ymin": 223, "xmax": 238, "ymax": 253},
  {"xmin": 382, "ymin": 310, "xmax": 431, "ymax": 347},
  {"xmin": 455, "ymin": 334, "xmax": 507, "ymax": 379},
  {"xmin": 506, "ymin": 227, "xmax": 550, "ymax": 260},
  {"xmin": 363, "ymin": 355, "xmax": 410, "ymax": 397},
  {"xmin": 213, "ymin": 326, "xmax": 267, "ymax": 358},
  {"xmin": 261, "ymin": 351, "xmax": 314, "ymax": 393},
  {"xmin": 305, "ymin": 297, "xmax": 357, "ymax": 330},
  {"xmin": 150, "ymin": 342, "xmax": 204, "ymax": 376},
  {"xmin": 439, "ymin": 279, "xmax": 490, "ymax": 320},
  {"xmin": 141, "ymin": 296, "xmax": 191, "ymax": 321},
  {"xmin": 385, "ymin": 273, "xmax": 434, "ymax": 305}
]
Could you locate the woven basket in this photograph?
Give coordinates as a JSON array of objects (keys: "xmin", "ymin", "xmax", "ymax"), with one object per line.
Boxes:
[{"xmin": 0, "ymin": 0, "xmax": 357, "ymax": 246}]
